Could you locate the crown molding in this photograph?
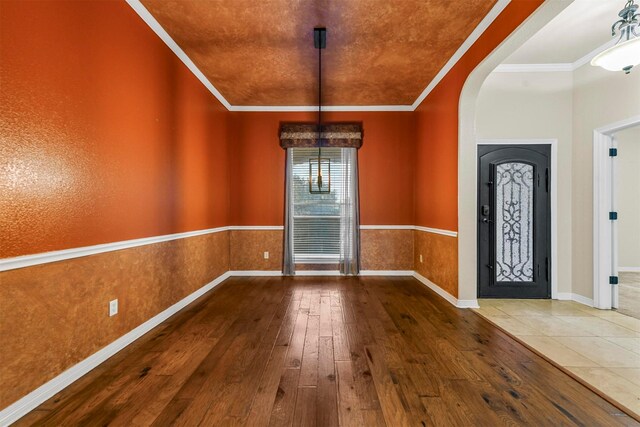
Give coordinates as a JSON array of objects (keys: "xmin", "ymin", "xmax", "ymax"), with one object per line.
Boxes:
[
  {"xmin": 125, "ymin": 0, "xmax": 232, "ymax": 110},
  {"xmin": 229, "ymin": 105, "xmax": 414, "ymax": 112},
  {"xmin": 411, "ymin": 0, "xmax": 511, "ymax": 109},
  {"xmin": 493, "ymin": 38, "xmax": 618, "ymax": 74},
  {"xmin": 572, "ymin": 37, "xmax": 616, "ymax": 70},
  {"xmin": 127, "ymin": 0, "xmax": 512, "ymax": 112},
  {"xmin": 493, "ymin": 63, "xmax": 573, "ymax": 73}
]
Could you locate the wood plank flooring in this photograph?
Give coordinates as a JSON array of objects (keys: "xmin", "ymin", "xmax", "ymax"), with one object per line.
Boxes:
[{"xmin": 17, "ymin": 276, "xmax": 638, "ymax": 426}]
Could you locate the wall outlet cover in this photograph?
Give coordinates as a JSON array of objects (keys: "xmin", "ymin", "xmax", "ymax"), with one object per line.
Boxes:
[
  {"xmin": 420, "ymin": 254, "xmax": 423, "ymax": 263},
  {"xmin": 109, "ymin": 299, "xmax": 118, "ymax": 317},
  {"xmin": 264, "ymin": 251, "xmax": 269, "ymax": 259}
]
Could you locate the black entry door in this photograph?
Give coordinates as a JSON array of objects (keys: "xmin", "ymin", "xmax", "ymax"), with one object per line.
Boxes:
[{"xmin": 478, "ymin": 145, "xmax": 551, "ymax": 298}]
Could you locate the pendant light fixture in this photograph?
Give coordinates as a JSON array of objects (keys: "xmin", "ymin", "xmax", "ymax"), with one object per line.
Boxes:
[
  {"xmin": 309, "ymin": 27, "xmax": 330, "ymax": 194},
  {"xmin": 591, "ymin": 0, "xmax": 640, "ymax": 74}
]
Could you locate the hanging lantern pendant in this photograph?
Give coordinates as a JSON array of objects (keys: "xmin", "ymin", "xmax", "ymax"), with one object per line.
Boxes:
[
  {"xmin": 317, "ymin": 150, "xmax": 323, "ymax": 190},
  {"xmin": 309, "ymin": 28, "xmax": 331, "ymax": 194}
]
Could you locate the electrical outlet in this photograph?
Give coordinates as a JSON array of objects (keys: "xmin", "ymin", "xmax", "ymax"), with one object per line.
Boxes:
[
  {"xmin": 419, "ymin": 254, "xmax": 423, "ymax": 263},
  {"xmin": 264, "ymin": 251, "xmax": 269, "ymax": 259},
  {"xmin": 109, "ymin": 299, "xmax": 118, "ymax": 317}
]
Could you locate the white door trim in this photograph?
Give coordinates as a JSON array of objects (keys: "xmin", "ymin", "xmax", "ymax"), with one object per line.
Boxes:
[
  {"xmin": 592, "ymin": 115, "xmax": 640, "ymax": 309},
  {"xmin": 456, "ymin": 1, "xmax": 573, "ymax": 303},
  {"xmin": 477, "ymin": 139, "xmax": 558, "ymax": 299}
]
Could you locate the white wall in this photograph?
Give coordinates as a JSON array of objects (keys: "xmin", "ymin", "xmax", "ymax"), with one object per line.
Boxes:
[
  {"xmin": 571, "ymin": 64, "xmax": 640, "ymax": 298},
  {"xmin": 476, "ymin": 65, "xmax": 640, "ymax": 300},
  {"xmin": 476, "ymin": 71, "xmax": 573, "ymax": 294},
  {"xmin": 616, "ymin": 126, "xmax": 640, "ymax": 269}
]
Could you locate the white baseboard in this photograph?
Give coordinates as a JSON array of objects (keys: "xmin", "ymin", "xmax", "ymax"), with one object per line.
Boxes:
[
  {"xmin": 412, "ymin": 272, "xmax": 478, "ymax": 308},
  {"xmin": 456, "ymin": 299, "xmax": 481, "ymax": 308},
  {"xmin": 618, "ymin": 267, "xmax": 640, "ymax": 272},
  {"xmin": 293, "ymin": 270, "xmax": 342, "ymax": 276},
  {"xmin": 228, "ymin": 270, "xmax": 415, "ymax": 277},
  {"xmin": 228, "ymin": 270, "xmax": 282, "ymax": 276},
  {"xmin": 556, "ymin": 292, "xmax": 594, "ymax": 307},
  {"xmin": 359, "ymin": 270, "xmax": 414, "ymax": 276},
  {"xmin": 0, "ymin": 271, "xmax": 232, "ymax": 426}
]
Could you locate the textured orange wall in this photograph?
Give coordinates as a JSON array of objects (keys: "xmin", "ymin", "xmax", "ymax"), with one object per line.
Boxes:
[
  {"xmin": 0, "ymin": 0, "xmax": 230, "ymax": 258},
  {"xmin": 0, "ymin": 231, "xmax": 229, "ymax": 409},
  {"xmin": 228, "ymin": 111, "xmax": 415, "ymax": 226},
  {"xmin": 414, "ymin": 0, "xmax": 544, "ymax": 231}
]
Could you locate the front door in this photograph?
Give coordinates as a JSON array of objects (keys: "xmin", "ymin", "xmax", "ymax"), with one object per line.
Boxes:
[{"xmin": 478, "ymin": 145, "xmax": 551, "ymax": 298}]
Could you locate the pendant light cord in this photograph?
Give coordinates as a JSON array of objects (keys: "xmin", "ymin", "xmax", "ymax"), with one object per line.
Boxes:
[{"xmin": 318, "ymin": 36, "xmax": 322, "ymax": 160}]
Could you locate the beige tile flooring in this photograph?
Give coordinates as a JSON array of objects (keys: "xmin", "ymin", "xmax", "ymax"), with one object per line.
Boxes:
[
  {"xmin": 473, "ymin": 299, "xmax": 640, "ymax": 419},
  {"xmin": 620, "ymin": 272, "xmax": 640, "ymax": 320}
]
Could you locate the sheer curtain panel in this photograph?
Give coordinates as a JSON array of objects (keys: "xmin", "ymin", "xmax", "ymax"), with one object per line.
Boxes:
[
  {"xmin": 339, "ymin": 148, "xmax": 360, "ymax": 275},
  {"xmin": 283, "ymin": 149, "xmax": 295, "ymax": 275}
]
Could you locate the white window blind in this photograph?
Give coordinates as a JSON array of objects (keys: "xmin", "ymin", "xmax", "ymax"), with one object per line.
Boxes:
[{"xmin": 291, "ymin": 147, "xmax": 345, "ymax": 263}]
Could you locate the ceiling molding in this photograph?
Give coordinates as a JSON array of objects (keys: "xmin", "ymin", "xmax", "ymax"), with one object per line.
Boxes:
[
  {"xmin": 128, "ymin": 0, "xmax": 511, "ymax": 112},
  {"xmin": 493, "ymin": 38, "xmax": 618, "ymax": 74},
  {"xmin": 229, "ymin": 105, "xmax": 414, "ymax": 112},
  {"xmin": 411, "ymin": 0, "xmax": 511, "ymax": 110},
  {"xmin": 126, "ymin": 0, "xmax": 232, "ymax": 110},
  {"xmin": 493, "ymin": 63, "xmax": 573, "ymax": 73},
  {"xmin": 571, "ymin": 37, "xmax": 616, "ymax": 70}
]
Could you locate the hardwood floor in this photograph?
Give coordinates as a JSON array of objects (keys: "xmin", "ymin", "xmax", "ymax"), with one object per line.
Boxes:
[{"xmin": 17, "ymin": 276, "xmax": 638, "ymax": 426}]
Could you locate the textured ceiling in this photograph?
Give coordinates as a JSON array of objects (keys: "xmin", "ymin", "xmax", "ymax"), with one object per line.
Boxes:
[{"xmin": 141, "ymin": 0, "xmax": 497, "ymax": 106}]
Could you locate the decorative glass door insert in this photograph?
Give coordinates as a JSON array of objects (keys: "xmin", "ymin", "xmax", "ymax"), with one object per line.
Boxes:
[
  {"xmin": 495, "ymin": 162, "xmax": 534, "ymax": 282},
  {"xmin": 478, "ymin": 145, "xmax": 551, "ymax": 299}
]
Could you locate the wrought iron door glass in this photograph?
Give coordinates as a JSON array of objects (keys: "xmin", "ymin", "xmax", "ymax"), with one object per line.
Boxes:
[{"xmin": 495, "ymin": 162, "xmax": 534, "ymax": 282}]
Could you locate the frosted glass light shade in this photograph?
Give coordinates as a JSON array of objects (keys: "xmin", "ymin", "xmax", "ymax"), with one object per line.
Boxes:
[{"xmin": 591, "ymin": 36, "xmax": 640, "ymax": 72}]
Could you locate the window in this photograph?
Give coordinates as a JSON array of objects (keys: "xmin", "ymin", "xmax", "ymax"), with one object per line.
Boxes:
[{"xmin": 291, "ymin": 147, "xmax": 345, "ymax": 263}]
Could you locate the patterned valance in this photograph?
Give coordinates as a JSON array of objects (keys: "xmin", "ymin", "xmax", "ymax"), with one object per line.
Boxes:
[{"xmin": 279, "ymin": 122, "xmax": 363, "ymax": 149}]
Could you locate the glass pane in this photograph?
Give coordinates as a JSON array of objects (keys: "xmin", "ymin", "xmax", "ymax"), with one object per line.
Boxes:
[
  {"xmin": 496, "ymin": 162, "xmax": 534, "ymax": 282},
  {"xmin": 290, "ymin": 147, "xmax": 343, "ymax": 260},
  {"xmin": 292, "ymin": 148, "xmax": 342, "ymax": 217}
]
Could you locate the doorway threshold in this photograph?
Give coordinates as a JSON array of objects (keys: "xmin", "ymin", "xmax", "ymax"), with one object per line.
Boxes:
[{"xmin": 473, "ymin": 299, "xmax": 640, "ymax": 420}]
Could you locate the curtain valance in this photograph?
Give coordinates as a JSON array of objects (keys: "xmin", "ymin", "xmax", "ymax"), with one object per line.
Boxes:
[{"xmin": 279, "ymin": 122, "xmax": 363, "ymax": 149}]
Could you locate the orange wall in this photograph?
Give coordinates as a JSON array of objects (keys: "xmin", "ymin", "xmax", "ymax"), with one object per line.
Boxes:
[
  {"xmin": 229, "ymin": 112, "xmax": 415, "ymax": 226},
  {"xmin": 1, "ymin": 0, "xmax": 543, "ymax": 255},
  {"xmin": 414, "ymin": 0, "xmax": 544, "ymax": 231},
  {"xmin": 0, "ymin": 0, "xmax": 230, "ymax": 258}
]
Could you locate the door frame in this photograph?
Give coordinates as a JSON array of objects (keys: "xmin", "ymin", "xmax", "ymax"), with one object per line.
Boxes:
[
  {"xmin": 477, "ymin": 139, "xmax": 558, "ymax": 299},
  {"xmin": 593, "ymin": 115, "xmax": 640, "ymax": 309}
]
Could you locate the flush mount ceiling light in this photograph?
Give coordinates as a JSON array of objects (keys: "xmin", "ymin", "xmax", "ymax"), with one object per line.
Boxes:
[{"xmin": 591, "ymin": 0, "xmax": 640, "ymax": 74}]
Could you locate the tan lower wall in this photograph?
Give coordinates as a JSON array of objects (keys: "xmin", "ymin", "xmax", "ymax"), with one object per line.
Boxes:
[
  {"xmin": 0, "ymin": 231, "xmax": 229, "ymax": 409},
  {"xmin": 229, "ymin": 230, "xmax": 283, "ymax": 271},
  {"xmin": 414, "ymin": 230, "xmax": 458, "ymax": 297},
  {"xmin": 360, "ymin": 229, "xmax": 414, "ymax": 271},
  {"xmin": 1, "ymin": 227, "xmax": 428, "ymax": 411},
  {"xmin": 228, "ymin": 229, "xmax": 414, "ymax": 272}
]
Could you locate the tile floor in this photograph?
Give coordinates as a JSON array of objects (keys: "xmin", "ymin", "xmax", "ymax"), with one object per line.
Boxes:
[
  {"xmin": 473, "ymin": 299, "xmax": 640, "ymax": 419},
  {"xmin": 619, "ymin": 272, "xmax": 640, "ymax": 320}
]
